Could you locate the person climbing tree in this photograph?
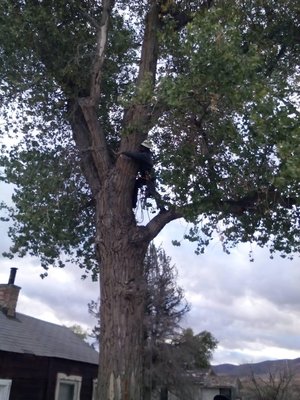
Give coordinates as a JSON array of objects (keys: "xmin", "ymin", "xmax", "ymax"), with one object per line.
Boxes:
[{"xmin": 121, "ymin": 140, "xmax": 165, "ymax": 211}]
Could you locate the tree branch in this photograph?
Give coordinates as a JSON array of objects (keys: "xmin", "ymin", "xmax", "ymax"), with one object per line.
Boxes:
[
  {"xmin": 142, "ymin": 186, "xmax": 297, "ymax": 242},
  {"xmin": 219, "ymin": 187, "xmax": 297, "ymax": 215},
  {"xmin": 90, "ymin": 0, "xmax": 115, "ymax": 103},
  {"xmin": 120, "ymin": 0, "xmax": 161, "ymax": 152},
  {"xmin": 159, "ymin": 0, "xmax": 214, "ymax": 31},
  {"xmin": 78, "ymin": 0, "xmax": 115, "ymax": 179},
  {"xmin": 120, "ymin": 0, "xmax": 215, "ymax": 152},
  {"xmin": 78, "ymin": 98, "xmax": 112, "ymax": 177},
  {"xmin": 143, "ymin": 208, "xmax": 183, "ymax": 242},
  {"xmin": 68, "ymin": 100, "xmax": 102, "ymax": 195}
]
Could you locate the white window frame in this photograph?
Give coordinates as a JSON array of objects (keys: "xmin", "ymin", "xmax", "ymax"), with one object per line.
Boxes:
[
  {"xmin": 54, "ymin": 373, "xmax": 82, "ymax": 400},
  {"xmin": 0, "ymin": 379, "xmax": 12, "ymax": 400},
  {"xmin": 92, "ymin": 378, "xmax": 98, "ymax": 400}
]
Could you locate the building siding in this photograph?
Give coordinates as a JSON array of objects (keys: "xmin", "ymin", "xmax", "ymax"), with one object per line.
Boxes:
[{"xmin": 0, "ymin": 351, "xmax": 97, "ymax": 400}]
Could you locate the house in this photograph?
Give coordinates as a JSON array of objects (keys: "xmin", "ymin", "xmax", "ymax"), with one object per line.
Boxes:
[
  {"xmin": 0, "ymin": 268, "xmax": 99, "ymax": 400},
  {"xmin": 168, "ymin": 369, "xmax": 242, "ymax": 400}
]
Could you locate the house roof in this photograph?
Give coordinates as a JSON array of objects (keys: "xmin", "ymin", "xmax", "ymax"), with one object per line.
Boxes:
[
  {"xmin": 0, "ymin": 310, "xmax": 99, "ymax": 365},
  {"xmin": 185, "ymin": 369, "xmax": 241, "ymax": 389}
]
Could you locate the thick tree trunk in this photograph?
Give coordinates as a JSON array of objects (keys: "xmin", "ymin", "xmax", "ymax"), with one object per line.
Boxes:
[
  {"xmin": 96, "ymin": 171, "xmax": 150, "ymax": 400},
  {"xmin": 98, "ymin": 244, "xmax": 147, "ymax": 400}
]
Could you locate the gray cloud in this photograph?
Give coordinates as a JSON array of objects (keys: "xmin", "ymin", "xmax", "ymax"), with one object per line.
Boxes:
[
  {"xmin": 0, "ymin": 256, "xmax": 99, "ymax": 331},
  {"xmin": 157, "ymin": 223, "xmax": 300, "ymax": 364}
]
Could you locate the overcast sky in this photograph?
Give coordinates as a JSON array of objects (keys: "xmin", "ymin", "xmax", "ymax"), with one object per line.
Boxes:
[{"xmin": 1, "ymin": 181, "xmax": 300, "ymax": 366}]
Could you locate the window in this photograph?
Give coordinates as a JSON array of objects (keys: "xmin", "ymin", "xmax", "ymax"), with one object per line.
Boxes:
[
  {"xmin": 92, "ymin": 379, "xmax": 98, "ymax": 400},
  {"xmin": 0, "ymin": 379, "xmax": 12, "ymax": 400},
  {"xmin": 54, "ymin": 374, "xmax": 82, "ymax": 400}
]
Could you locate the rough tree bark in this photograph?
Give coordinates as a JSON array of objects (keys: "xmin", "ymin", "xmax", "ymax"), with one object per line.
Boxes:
[{"xmin": 97, "ymin": 191, "xmax": 149, "ymax": 399}]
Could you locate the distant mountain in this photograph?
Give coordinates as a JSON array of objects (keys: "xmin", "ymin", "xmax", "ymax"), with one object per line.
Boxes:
[{"xmin": 212, "ymin": 358, "xmax": 300, "ymax": 377}]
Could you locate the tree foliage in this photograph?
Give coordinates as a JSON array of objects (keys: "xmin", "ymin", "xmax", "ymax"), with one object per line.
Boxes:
[
  {"xmin": 67, "ymin": 323, "xmax": 90, "ymax": 343},
  {"xmin": 147, "ymin": 328, "xmax": 218, "ymax": 399},
  {"xmin": 143, "ymin": 243, "xmax": 191, "ymax": 397},
  {"xmin": 0, "ymin": 0, "xmax": 299, "ymax": 269},
  {"xmin": 144, "ymin": 243, "xmax": 190, "ymax": 342},
  {"xmin": 172, "ymin": 328, "xmax": 218, "ymax": 370},
  {"xmin": 143, "ymin": 245, "xmax": 217, "ymax": 398}
]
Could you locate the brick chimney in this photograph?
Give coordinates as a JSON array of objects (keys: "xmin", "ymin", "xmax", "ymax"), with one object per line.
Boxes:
[{"xmin": 0, "ymin": 268, "xmax": 21, "ymax": 317}]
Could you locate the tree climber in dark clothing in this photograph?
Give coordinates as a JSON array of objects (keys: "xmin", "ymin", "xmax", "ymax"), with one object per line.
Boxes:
[{"xmin": 121, "ymin": 140, "xmax": 165, "ymax": 211}]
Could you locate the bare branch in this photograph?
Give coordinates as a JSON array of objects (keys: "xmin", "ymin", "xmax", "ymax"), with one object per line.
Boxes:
[
  {"xmin": 68, "ymin": 100, "xmax": 103, "ymax": 194},
  {"xmin": 120, "ymin": 1, "xmax": 162, "ymax": 151},
  {"xmin": 74, "ymin": 0, "xmax": 115, "ymax": 181},
  {"xmin": 90, "ymin": 0, "xmax": 115, "ymax": 102},
  {"xmin": 78, "ymin": 98, "xmax": 112, "ymax": 177},
  {"xmin": 143, "ymin": 208, "xmax": 183, "ymax": 242},
  {"xmin": 139, "ymin": 185, "xmax": 298, "ymax": 243}
]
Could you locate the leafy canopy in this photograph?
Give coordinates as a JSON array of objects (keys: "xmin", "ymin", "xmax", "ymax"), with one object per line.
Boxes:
[{"xmin": 0, "ymin": 0, "xmax": 300, "ymax": 271}]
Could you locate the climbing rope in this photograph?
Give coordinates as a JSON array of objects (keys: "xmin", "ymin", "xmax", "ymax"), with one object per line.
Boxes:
[{"xmin": 135, "ymin": 186, "xmax": 153, "ymax": 223}]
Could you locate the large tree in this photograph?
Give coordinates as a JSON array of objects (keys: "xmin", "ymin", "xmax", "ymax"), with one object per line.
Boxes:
[{"xmin": 0, "ymin": 0, "xmax": 299, "ymax": 399}]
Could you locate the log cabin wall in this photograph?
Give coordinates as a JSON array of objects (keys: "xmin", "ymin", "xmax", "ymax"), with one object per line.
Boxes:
[{"xmin": 0, "ymin": 351, "xmax": 98, "ymax": 400}]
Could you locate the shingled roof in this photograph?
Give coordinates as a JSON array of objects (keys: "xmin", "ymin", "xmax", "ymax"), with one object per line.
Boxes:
[
  {"xmin": 184, "ymin": 369, "xmax": 241, "ymax": 388},
  {"xmin": 0, "ymin": 310, "xmax": 99, "ymax": 365}
]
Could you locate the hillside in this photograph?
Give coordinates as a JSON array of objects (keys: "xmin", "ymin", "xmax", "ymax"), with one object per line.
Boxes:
[{"xmin": 212, "ymin": 357, "xmax": 300, "ymax": 377}]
